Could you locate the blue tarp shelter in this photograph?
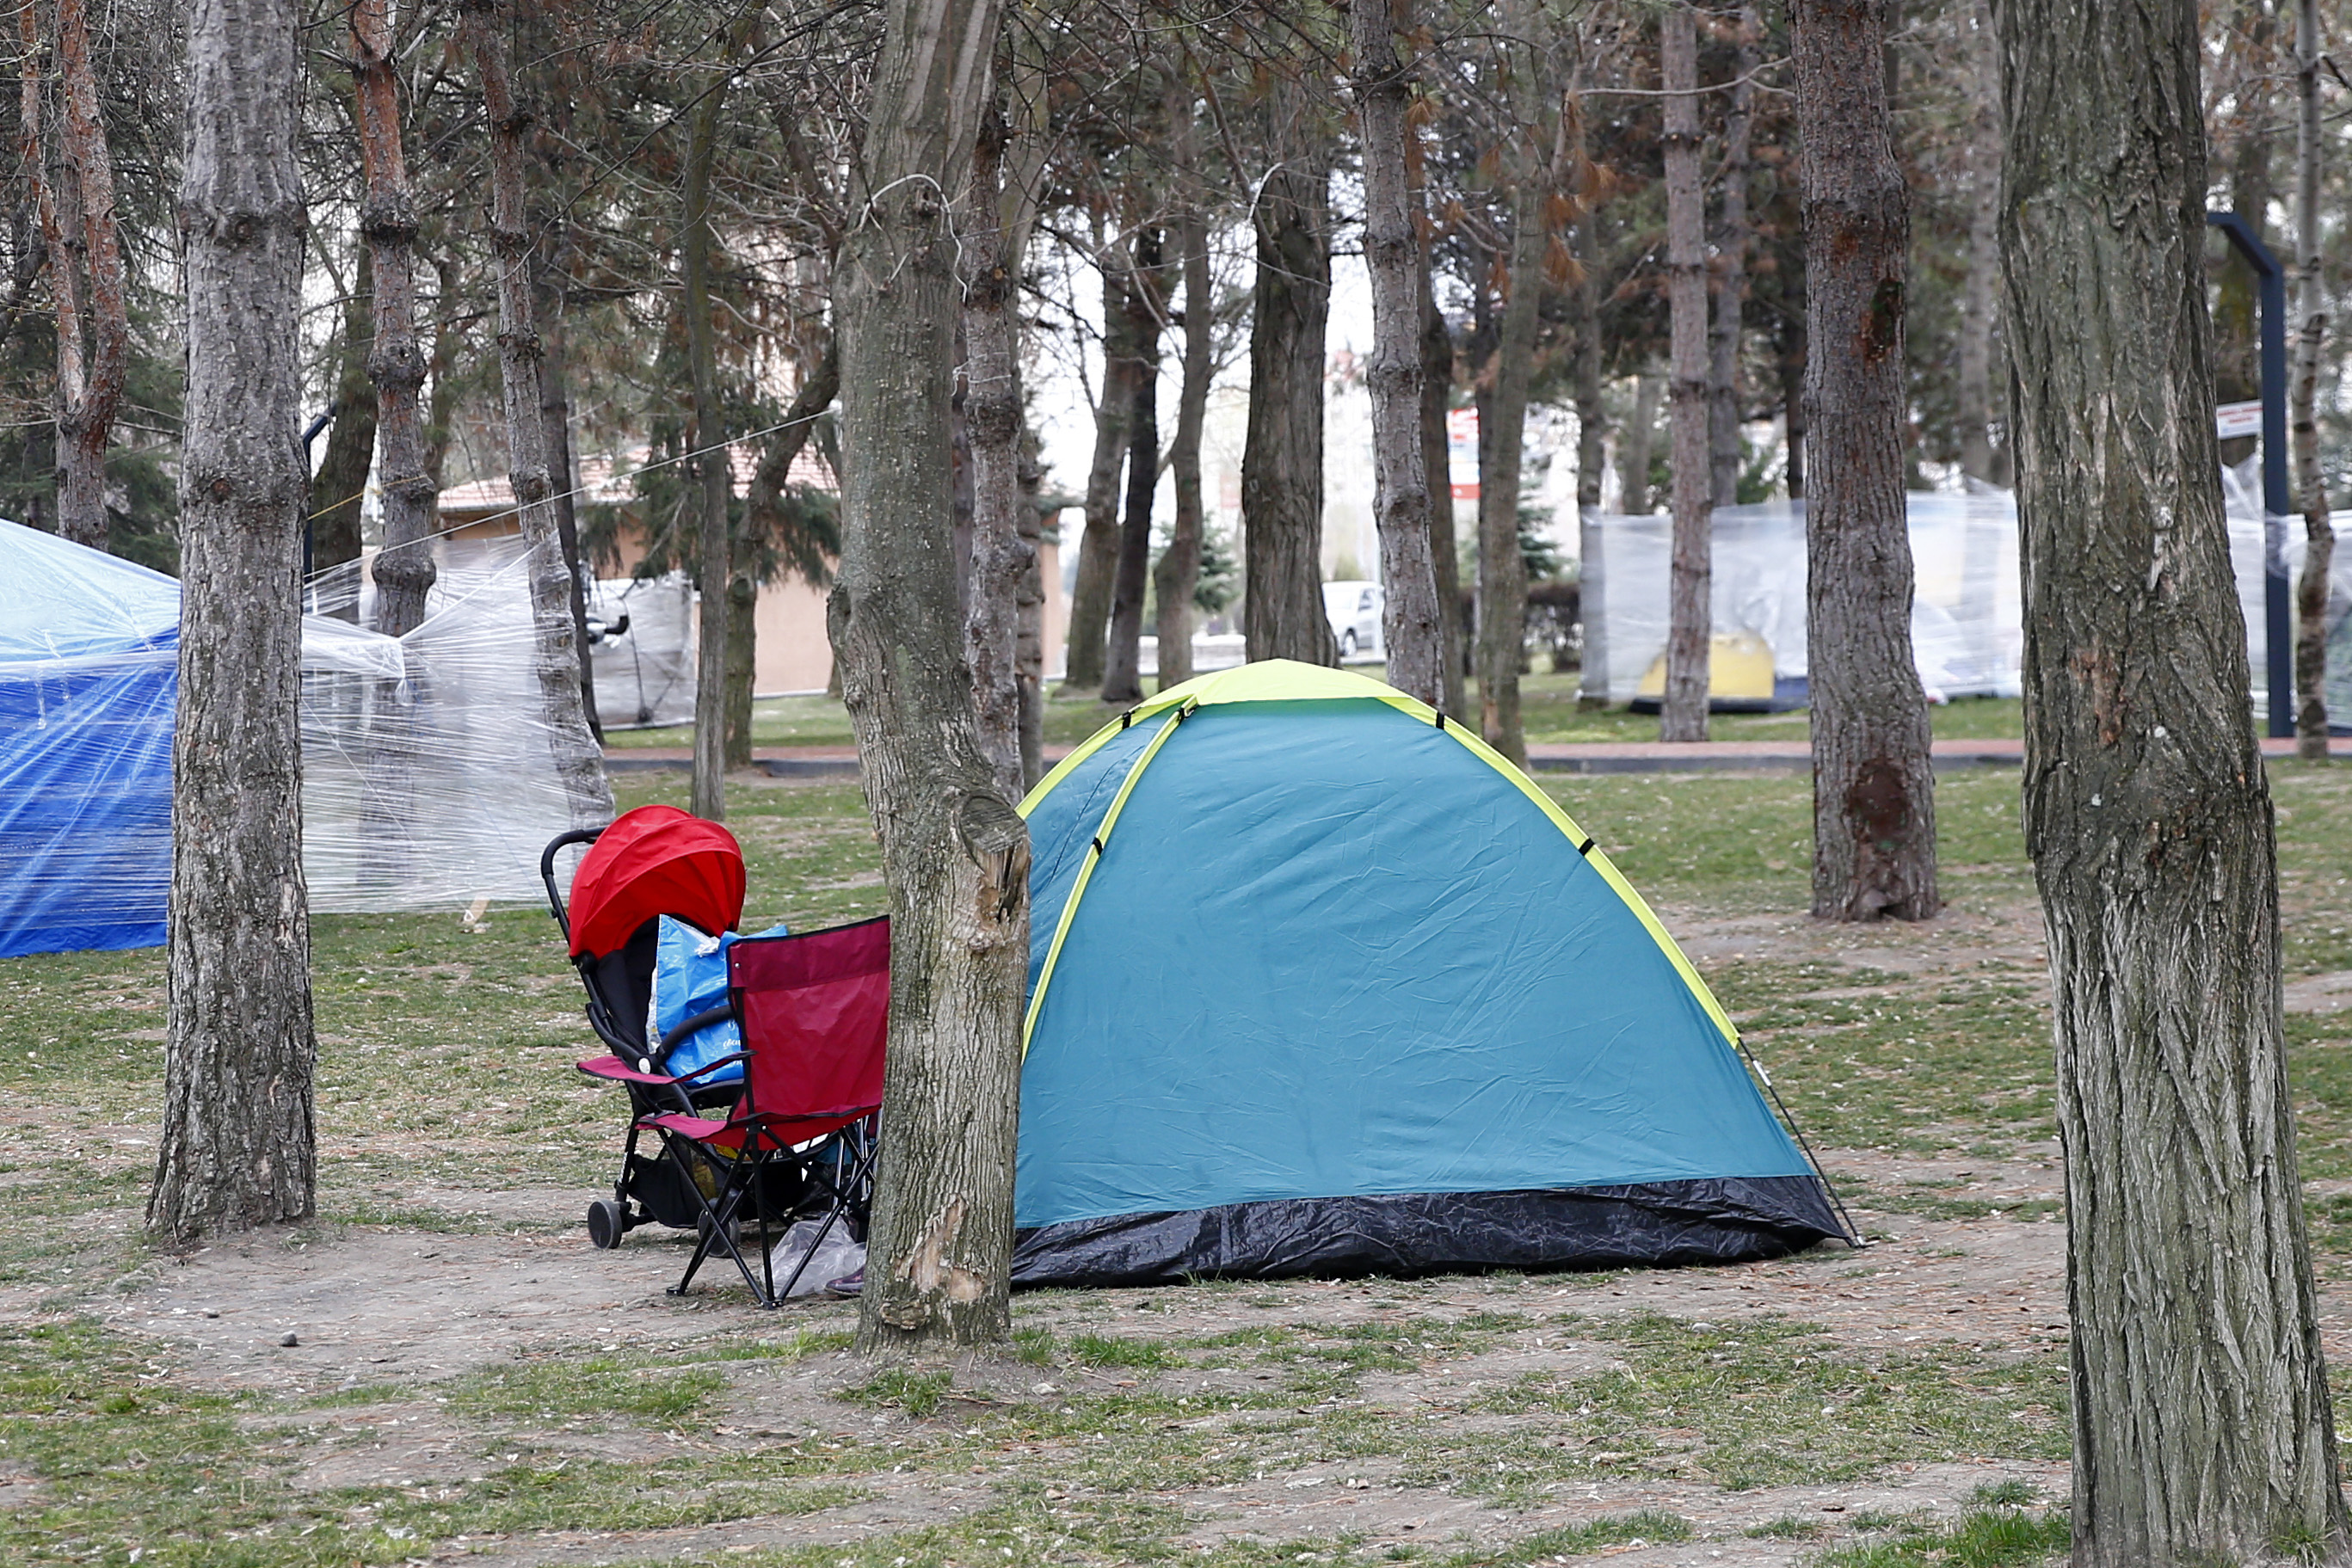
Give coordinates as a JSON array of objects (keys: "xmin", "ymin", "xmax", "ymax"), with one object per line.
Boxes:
[
  {"xmin": 1011, "ymin": 661, "xmax": 1849, "ymax": 1286},
  {"xmin": 0, "ymin": 520, "xmax": 180, "ymax": 958}
]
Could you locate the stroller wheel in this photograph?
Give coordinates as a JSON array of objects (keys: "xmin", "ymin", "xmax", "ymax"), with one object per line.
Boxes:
[{"xmin": 587, "ymin": 1198, "xmax": 626, "ymax": 1250}]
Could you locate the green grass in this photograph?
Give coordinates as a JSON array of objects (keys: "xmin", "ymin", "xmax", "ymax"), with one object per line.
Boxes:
[
  {"xmin": 1809, "ymin": 1499, "xmax": 2070, "ymax": 1566},
  {"xmin": 16, "ymin": 709, "xmax": 2352, "ymax": 1567},
  {"xmin": 600, "ymin": 671, "xmax": 2027, "ymax": 752}
]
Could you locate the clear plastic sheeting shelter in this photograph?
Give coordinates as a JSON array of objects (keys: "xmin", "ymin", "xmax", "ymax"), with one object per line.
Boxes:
[
  {"xmin": 0, "ymin": 522, "xmax": 590, "ymax": 959},
  {"xmin": 299, "ymin": 538, "xmax": 590, "ymax": 913},
  {"xmin": 1578, "ymin": 489, "xmax": 2020, "ymax": 707},
  {"xmin": 1578, "ymin": 475, "xmax": 2306, "ymax": 714},
  {"xmin": 588, "ymin": 575, "xmax": 696, "ymax": 729}
]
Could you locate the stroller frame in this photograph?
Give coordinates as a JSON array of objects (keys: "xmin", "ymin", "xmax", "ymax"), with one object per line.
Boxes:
[{"xmin": 542, "ymin": 825, "xmax": 742, "ymax": 1247}]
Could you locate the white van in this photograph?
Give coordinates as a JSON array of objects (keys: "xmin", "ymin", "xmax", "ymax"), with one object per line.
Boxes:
[{"xmin": 1322, "ymin": 581, "xmax": 1384, "ymax": 662}]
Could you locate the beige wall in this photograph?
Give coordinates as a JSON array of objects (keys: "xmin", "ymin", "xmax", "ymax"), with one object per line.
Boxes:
[{"xmin": 440, "ymin": 513, "xmax": 1071, "ymax": 698}]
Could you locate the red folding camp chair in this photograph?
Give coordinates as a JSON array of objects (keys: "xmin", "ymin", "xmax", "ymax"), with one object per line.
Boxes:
[{"xmin": 637, "ymin": 915, "xmax": 890, "ymax": 1307}]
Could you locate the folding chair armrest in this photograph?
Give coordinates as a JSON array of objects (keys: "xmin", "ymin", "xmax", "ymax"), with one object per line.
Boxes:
[{"xmin": 668, "ymin": 1051, "xmax": 749, "ymax": 1085}]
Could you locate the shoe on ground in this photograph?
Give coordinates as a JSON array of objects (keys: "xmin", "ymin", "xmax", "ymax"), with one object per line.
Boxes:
[{"xmin": 823, "ymin": 1266, "xmax": 863, "ymax": 1298}]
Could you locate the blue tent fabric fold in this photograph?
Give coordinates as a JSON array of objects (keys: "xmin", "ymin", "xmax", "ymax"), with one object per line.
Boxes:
[{"xmin": 0, "ymin": 521, "xmax": 182, "ymax": 960}]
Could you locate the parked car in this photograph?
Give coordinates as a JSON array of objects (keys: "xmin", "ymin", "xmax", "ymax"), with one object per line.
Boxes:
[{"xmin": 1322, "ymin": 581, "xmax": 1384, "ymax": 661}]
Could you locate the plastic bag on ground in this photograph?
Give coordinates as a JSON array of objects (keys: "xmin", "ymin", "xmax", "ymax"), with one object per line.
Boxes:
[{"xmin": 771, "ymin": 1217, "xmax": 865, "ymax": 1297}]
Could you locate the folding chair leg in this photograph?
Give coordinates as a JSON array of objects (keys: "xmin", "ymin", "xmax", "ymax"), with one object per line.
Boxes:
[
  {"xmin": 662, "ymin": 1137, "xmax": 779, "ymax": 1308},
  {"xmin": 775, "ymin": 1134, "xmax": 878, "ymax": 1301}
]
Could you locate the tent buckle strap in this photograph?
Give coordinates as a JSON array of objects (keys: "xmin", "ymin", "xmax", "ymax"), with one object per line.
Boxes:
[
  {"xmin": 1120, "ymin": 709, "xmax": 1135, "ymax": 730},
  {"xmin": 1090, "ymin": 836, "xmax": 1105, "ymax": 857},
  {"xmin": 1576, "ymin": 836, "xmax": 1595, "ymax": 857},
  {"xmin": 1434, "ymin": 710, "xmax": 1446, "ymax": 730}
]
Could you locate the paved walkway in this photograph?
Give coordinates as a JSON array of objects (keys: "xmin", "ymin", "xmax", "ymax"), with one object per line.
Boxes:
[{"xmin": 605, "ymin": 734, "xmax": 2352, "ymax": 778}]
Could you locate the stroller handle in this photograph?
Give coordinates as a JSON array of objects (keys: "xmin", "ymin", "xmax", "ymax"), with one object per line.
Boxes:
[{"xmin": 540, "ymin": 827, "xmax": 606, "ymax": 940}]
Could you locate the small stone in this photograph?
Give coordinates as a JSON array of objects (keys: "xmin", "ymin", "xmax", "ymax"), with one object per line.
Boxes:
[
  {"xmin": 202, "ymin": 1309, "xmax": 219, "ymax": 1319},
  {"xmin": 279, "ymin": 1331, "xmax": 299, "ymax": 1347}
]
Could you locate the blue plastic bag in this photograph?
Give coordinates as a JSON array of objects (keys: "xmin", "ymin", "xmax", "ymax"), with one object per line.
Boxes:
[{"xmin": 646, "ymin": 915, "xmax": 789, "ymax": 1084}]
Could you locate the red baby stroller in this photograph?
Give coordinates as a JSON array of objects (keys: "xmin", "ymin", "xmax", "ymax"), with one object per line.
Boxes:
[{"xmin": 542, "ymin": 806, "xmax": 887, "ymax": 1304}]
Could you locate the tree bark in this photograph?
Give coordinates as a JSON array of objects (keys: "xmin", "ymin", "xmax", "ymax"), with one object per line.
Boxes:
[
  {"xmin": 45, "ymin": 0, "xmax": 128, "ymax": 551},
  {"xmin": 1102, "ymin": 233, "xmax": 1161, "ymax": 706},
  {"xmin": 1154, "ymin": 150, "xmax": 1211, "ymax": 694},
  {"xmin": 311, "ymin": 250, "xmax": 376, "ymax": 587},
  {"xmin": 1015, "ymin": 446, "xmax": 1047, "ymax": 782},
  {"xmin": 1707, "ymin": 3, "xmax": 1758, "ymax": 508},
  {"xmin": 1242, "ymin": 70, "xmax": 1336, "ymax": 667},
  {"xmin": 1062, "ymin": 243, "xmax": 1136, "ymax": 692},
  {"xmin": 352, "ymin": 0, "xmax": 435, "ymax": 637},
  {"xmin": 682, "ymin": 55, "xmax": 732, "ymax": 819},
  {"xmin": 1621, "ymin": 368, "xmax": 1659, "ymax": 512},
  {"xmin": 962, "ymin": 36, "xmax": 1047, "ymax": 800},
  {"xmin": 1998, "ymin": 0, "xmax": 2352, "ymax": 1554},
  {"xmin": 1660, "ymin": 1, "xmax": 1712, "ymax": 743},
  {"xmin": 149, "ymin": 0, "xmax": 316, "ymax": 1241},
  {"xmin": 1794, "ymin": 0, "xmax": 1936, "ymax": 921},
  {"xmin": 1351, "ymin": 0, "xmax": 1446, "ymax": 705},
  {"xmin": 829, "ymin": 0, "xmax": 1026, "ymax": 1356},
  {"xmin": 1955, "ymin": 0, "xmax": 2002, "ymax": 485},
  {"xmin": 539, "ymin": 243, "xmax": 600, "ymax": 741},
  {"xmin": 1419, "ymin": 244, "xmax": 1468, "ymax": 715},
  {"xmin": 1572, "ymin": 204, "xmax": 1608, "ymax": 513},
  {"xmin": 460, "ymin": 0, "xmax": 613, "ymax": 831},
  {"xmin": 2292, "ymin": 0, "xmax": 2331, "ymax": 762},
  {"xmin": 1478, "ymin": 169, "xmax": 1544, "ymax": 765}
]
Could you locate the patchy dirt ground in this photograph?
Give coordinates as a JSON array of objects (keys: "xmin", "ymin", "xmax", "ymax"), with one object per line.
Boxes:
[{"xmin": 25, "ymin": 883, "xmax": 2352, "ymax": 1565}]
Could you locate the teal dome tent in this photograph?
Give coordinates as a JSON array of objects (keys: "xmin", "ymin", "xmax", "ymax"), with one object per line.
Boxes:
[{"xmin": 1011, "ymin": 661, "xmax": 1850, "ymax": 1287}]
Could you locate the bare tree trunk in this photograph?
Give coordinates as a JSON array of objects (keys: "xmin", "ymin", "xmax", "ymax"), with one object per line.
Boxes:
[
  {"xmin": 829, "ymin": 0, "xmax": 1026, "ymax": 1356},
  {"xmin": 2293, "ymin": 0, "xmax": 2332, "ymax": 762},
  {"xmin": 1351, "ymin": 0, "xmax": 1446, "ymax": 704},
  {"xmin": 1573, "ymin": 205, "xmax": 1608, "ymax": 513},
  {"xmin": 681, "ymin": 58, "xmax": 731, "ymax": 819},
  {"xmin": 311, "ymin": 251, "xmax": 376, "ymax": 585},
  {"xmin": 1955, "ymin": 0, "xmax": 2001, "ymax": 485},
  {"xmin": 1015, "ymin": 445, "xmax": 1046, "ymax": 781},
  {"xmin": 460, "ymin": 0, "xmax": 613, "ymax": 830},
  {"xmin": 1778, "ymin": 323, "xmax": 1807, "ymax": 497},
  {"xmin": 962, "ymin": 40, "xmax": 1047, "ymax": 800},
  {"xmin": 1707, "ymin": 4, "xmax": 1758, "ymax": 508},
  {"xmin": 1419, "ymin": 248, "xmax": 1468, "ymax": 714},
  {"xmin": 1795, "ymin": 0, "xmax": 1937, "ymax": 921},
  {"xmin": 1999, "ymin": 0, "xmax": 2352, "ymax": 1553},
  {"xmin": 1478, "ymin": 171, "xmax": 1544, "ymax": 765},
  {"xmin": 1103, "ymin": 237, "xmax": 1161, "ymax": 705},
  {"xmin": 1660, "ymin": 2, "xmax": 1712, "ymax": 742},
  {"xmin": 1062, "ymin": 246, "xmax": 1136, "ymax": 692},
  {"xmin": 353, "ymin": 0, "xmax": 435, "ymax": 637},
  {"xmin": 149, "ymin": 0, "xmax": 316, "ymax": 1241},
  {"xmin": 539, "ymin": 245, "xmax": 601, "ymax": 741},
  {"xmin": 1242, "ymin": 71, "xmax": 1336, "ymax": 666},
  {"xmin": 1154, "ymin": 162, "xmax": 1210, "ymax": 694},
  {"xmin": 1621, "ymin": 368, "xmax": 1659, "ymax": 512},
  {"xmin": 45, "ymin": 0, "xmax": 128, "ymax": 551}
]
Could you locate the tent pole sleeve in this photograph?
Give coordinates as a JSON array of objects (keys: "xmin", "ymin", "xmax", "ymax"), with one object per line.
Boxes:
[{"xmin": 1019, "ymin": 699, "xmax": 1195, "ymax": 1055}]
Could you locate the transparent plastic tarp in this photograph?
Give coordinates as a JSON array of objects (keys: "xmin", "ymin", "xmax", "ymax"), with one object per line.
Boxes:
[
  {"xmin": 1579, "ymin": 475, "xmax": 2307, "ymax": 711},
  {"xmin": 588, "ymin": 574, "xmax": 696, "ymax": 729},
  {"xmin": 301, "ymin": 538, "xmax": 593, "ymax": 913},
  {"xmin": 0, "ymin": 521, "xmax": 598, "ymax": 957}
]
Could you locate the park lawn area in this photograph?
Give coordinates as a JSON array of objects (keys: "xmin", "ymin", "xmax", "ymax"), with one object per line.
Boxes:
[
  {"xmin": 600, "ymin": 669, "xmax": 2024, "ymax": 752},
  {"xmin": 8, "ymin": 755, "xmax": 2351, "ymax": 1566}
]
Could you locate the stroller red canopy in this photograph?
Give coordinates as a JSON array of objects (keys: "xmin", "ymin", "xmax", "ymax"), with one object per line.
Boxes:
[{"xmin": 566, "ymin": 804, "xmax": 746, "ymax": 958}]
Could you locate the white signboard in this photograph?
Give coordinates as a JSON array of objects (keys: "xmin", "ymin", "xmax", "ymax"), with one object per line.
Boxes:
[{"xmin": 2217, "ymin": 399, "xmax": 2265, "ymax": 440}]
